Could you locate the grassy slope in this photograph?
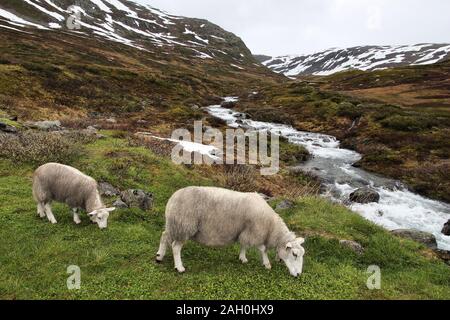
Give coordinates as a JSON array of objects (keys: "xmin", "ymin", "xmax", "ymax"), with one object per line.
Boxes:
[{"xmin": 1, "ymin": 133, "xmax": 449, "ymax": 300}]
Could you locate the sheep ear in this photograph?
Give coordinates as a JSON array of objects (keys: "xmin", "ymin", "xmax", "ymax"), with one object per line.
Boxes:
[
  {"xmin": 105, "ymin": 207, "xmax": 116, "ymax": 212},
  {"xmin": 88, "ymin": 210, "xmax": 98, "ymax": 217},
  {"xmin": 297, "ymin": 237, "xmax": 305, "ymax": 245}
]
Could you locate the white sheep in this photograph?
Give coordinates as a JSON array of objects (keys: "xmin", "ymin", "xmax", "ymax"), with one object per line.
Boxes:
[
  {"xmin": 156, "ymin": 187, "xmax": 305, "ymax": 277},
  {"xmin": 32, "ymin": 163, "xmax": 115, "ymax": 229}
]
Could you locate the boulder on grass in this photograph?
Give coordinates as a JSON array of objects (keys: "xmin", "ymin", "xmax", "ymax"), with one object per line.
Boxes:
[
  {"xmin": 28, "ymin": 120, "xmax": 62, "ymax": 131},
  {"xmin": 339, "ymin": 240, "xmax": 364, "ymax": 255},
  {"xmin": 349, "ymin": 187, "xmax": 380, "ymax": 204},
  {"xmin": 391, "ymin": 229, "xmax": 438, "ymax": 249},
  {"xmin": 113, "ymin": 199, "xmax": 128, "ymax": 209},
  {"xmin": 98, "ymin": 182, "xmax": 120, "ymax": 197},
  {"xmin": 121, "ymin": 189, "xmax": 154, "ymax": 211},
  {"xmin": 276, "ymin": 200, "xmax": 294, "ymax": 210}
]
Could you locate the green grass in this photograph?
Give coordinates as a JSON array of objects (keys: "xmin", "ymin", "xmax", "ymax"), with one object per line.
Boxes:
[{"xmin": 0, "ymin": 134, "xmax": 449, "ymax": 300}]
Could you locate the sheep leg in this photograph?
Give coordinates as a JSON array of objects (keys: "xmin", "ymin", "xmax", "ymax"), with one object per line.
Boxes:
[
  {"xmin": 37, "ymin": 203, "xmax": 46, "ymax": 218},
  {"xmin": 172, "ymin": 241, "xmax": 186, "ymax": 273},
  {"xmin": 72, "ymin": 208, "xmax": 81, "ymax": 225},
  {"xmin": 239, "ymin": 246, "xmax": 248, "ymax": 264},
  {"xmin": 258, "ymin": 245, "xmax": 271, "ymax": 270},
  {"xmin": 44, "ymin": 203, "xmax": 57, "ymax": 224},
  {"xmin": 156, "ymin": 231, "xmax": 169, "ymax": 262}
]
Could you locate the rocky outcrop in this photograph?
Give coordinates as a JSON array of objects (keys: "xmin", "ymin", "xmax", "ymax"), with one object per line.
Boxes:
[
  {"xmin": 391, "ymin": 229, "xmax": 438, "ymax": 249},
  {"xmin": 121, "ymin": 189, "xmax": 154, "ymax": 211},
  {"xmin": 349, "ymin": 187, "xmax": 380, "ymax": 204},
  {"xmin": 27, "ymin": 120, "xmax": 62, "ymax": 131},
  {"xmin": 98, "ymin": 182, "xmax": 120, "ymax": 197}
]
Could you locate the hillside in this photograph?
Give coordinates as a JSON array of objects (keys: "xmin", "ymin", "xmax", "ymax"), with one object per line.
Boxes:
[
  {"xmin": 259, "ymin": 44, "xmax": 450, "ymax": 77},
  {"xmin": 0, "ymin": 0, "xmax": 280, "ymax": 124}
]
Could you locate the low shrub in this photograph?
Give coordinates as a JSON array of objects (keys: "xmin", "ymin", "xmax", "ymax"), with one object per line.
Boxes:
[
  {"xmin": 380, "ymin": 115, "xmax": 438, "ymax": 132},
  {"xmin": 0, "ymin": 130, "xmax": 94, "ymax": 165},
  {"xmin": 337, "ymin": 102, "xmax": 363, "ymax": 120},
  {"xmin": 217, "ymin": 164, "xmax": 258, "ymax": 192}
]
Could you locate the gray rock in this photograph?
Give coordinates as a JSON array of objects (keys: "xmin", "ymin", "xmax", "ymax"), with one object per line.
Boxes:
[
  {"xmin": 221, "ymin": 101, "xmax": 237, "ymax": 109},
  {"xmin": 28, "ymin": 120, "xmax": 62, "ymax": 131},
  {"xmin": 435, "ymin": 250, "xmax": 450, "ymax": 265},
  {"xmin": 0, "ymin": 121, "xmax": 17, "ymax": 133},
  {"xmin": 349, "ymin": 187, "xmax": 380, "ymax": 204},
  {"xmin": 106, "ymin": 118, "xmax": 117, "ymax": 124},
  {"xmin": 276, "ymin": 200, "xmax": 294, "ymax": 210},
  {"xmin": 113, "ymin": 199, "xmax": 128, "ymax": 209},
  {"xmin": 339, "ymin": 240, "xmax": 364, "ymax": 255},
  {"xmin": 391, "ymin": 229, "xmax": 438, "ymax": 249},
  {"xmin": 121, "ymin": 189, "xmax": 154, "ymax": 211},
  {"xmin": 98, "ymin": 182, "xmax": 120, "ymax": 197},
  {"xmin": 191, "ymin": 104, "xmax": 200, "ymax": 110},
  {"xmin": 442, "ymin": 220, "xmax": 450, "ymax": 236},
  {"xmin": 86, "ymin": 126, "xmax": 98, "ymax": 131}
]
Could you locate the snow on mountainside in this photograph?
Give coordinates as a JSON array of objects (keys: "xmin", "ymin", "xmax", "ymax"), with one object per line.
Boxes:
[
  {"xmin": 0, "ymin": 0, "xmax": 254, "ymax": 65},
  {"xmin": 259, "ymin": 44, "xmax": 450, "ymax": 77}
]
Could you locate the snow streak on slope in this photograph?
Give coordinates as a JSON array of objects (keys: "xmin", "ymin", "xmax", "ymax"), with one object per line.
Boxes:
[
  {"xmin": 0, "ymin": 0, "xmax": 250, "ymax": 65},
  {"xmin": 262, "ymin": 44, "xmax": 450, "ymax": 77}
]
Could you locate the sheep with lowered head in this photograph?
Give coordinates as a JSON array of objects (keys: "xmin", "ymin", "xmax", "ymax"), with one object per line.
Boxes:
[
  {"xmin": 32, "ymin": 163, "xmax": 115, "ymax": 229},
  {"xmin": 156, "ymin": 187, "xmax": 305, "ymax": 277}
]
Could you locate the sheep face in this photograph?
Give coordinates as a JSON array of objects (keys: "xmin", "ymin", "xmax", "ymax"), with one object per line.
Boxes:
[
  {"xmin": 277, "ymin": 237, "xmax": 305, "ymax": 277},
  {"xmin": 88, "ymin": 207, "xmax": 115, "ymax": 229}
]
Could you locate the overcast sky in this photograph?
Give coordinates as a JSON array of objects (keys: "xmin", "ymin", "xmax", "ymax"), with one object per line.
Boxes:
[{"xmin": 136, "ymin": 0, "xmax": 450, "ymax": 56}]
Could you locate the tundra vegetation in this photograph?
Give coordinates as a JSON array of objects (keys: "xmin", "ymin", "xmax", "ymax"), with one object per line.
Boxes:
[
  {"xmin": 236, "ymin": 60, "xmax": 450, "ymax": 202},
  {"xmin": 0, "ymin": 131, "xmax": 449, "ymax": 299}
]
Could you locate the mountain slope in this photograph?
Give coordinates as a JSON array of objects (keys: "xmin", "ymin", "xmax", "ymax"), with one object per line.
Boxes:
[
  {"xmin": 0, "ymin": 0, "xmax": 255, "ymax": 64},
  {"xmin": 0, "ymin": 0, "xmax": 280, "ymax": 123},
  {"xmin": 260, "ymin": 44, "xmax": 450, "ymax": 77}
]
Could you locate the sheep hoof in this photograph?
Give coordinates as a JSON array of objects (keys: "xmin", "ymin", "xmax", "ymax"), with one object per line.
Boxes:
[
  {"xmin": 240, "ymin": 258, "xmax": 248, "ymax": 264},
  {"xmin": 264, "ymin": 263, "xmax": 272, "ymax": 270},
  {"xmin": 176, "ymin": 267, "xmax": 186, "ymax": 273},
  {"xmin": 155, "ymin": 256, "xmax": 163, "ymax": 263}
]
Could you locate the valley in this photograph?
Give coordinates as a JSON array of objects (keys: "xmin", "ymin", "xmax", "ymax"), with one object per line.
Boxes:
[{"xmin": 0, "ymin": 0, "xmax": 449, "ymax": 300}]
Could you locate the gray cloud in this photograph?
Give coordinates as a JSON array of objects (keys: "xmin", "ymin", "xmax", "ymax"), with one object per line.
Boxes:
[{"xmin": 135, "ymin": 0, "xmax": 450, "ymax": 56}]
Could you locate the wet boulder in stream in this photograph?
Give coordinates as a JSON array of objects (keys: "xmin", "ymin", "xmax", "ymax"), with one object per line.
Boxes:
[
  {"xmin": 442, "ymin": 220, "xmax": 450, "ymax": 236},
  {"xmin": 349, "ymin": 187, "xmax": 380, "ymax": 204}
]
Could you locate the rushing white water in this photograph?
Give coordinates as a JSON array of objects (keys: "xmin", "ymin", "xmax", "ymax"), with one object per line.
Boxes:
[{"xmin": 207, "ymin": 101, "xmax": 450, "ymax": 250}]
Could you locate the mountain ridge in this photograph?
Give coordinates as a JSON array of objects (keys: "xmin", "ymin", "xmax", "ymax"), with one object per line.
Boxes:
[{"xmin": 258, "ymin": 44, "xmax": 450, "ymax": 77}]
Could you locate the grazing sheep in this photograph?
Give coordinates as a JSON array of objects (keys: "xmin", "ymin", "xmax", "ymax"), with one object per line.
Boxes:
[
  {"xmin": 156, "ymin": 187, "xmax": 305, "ymax": 277},
  {"xmin": 32, "ymin": 163, "xmax": 115, "ymax": 229}
]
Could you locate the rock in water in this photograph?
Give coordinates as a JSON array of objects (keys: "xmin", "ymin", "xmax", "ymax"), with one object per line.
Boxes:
[
  {"xmin": 349, "ymin": 187, "xmax": 380, "ymax": 204},
  {"xmin": 98, "ymin": 182, "xmax": 120, "ymax": 197},
  {"xmin": 220, "ymin": 101, "xmax": 237, "ymax": 109},
  {"xmin": 391, "ymin": 229, "xmax": 438, "ymax": 249},
  {"xmin": 339, "ymin": 240, "xmax": 364, "ymax": 255},
  {"xmin": 121, "ymin": 189, "xmax": 154, "ymax": 211},
  {"xmin": 442, "ymin": 220, "xmax": 450, "ymax": 236}
]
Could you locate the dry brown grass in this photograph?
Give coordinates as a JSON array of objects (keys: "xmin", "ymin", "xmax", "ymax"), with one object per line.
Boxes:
[{"xmin": 0, "ymin": 130, "xmax": 95, "ymax": 166}]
